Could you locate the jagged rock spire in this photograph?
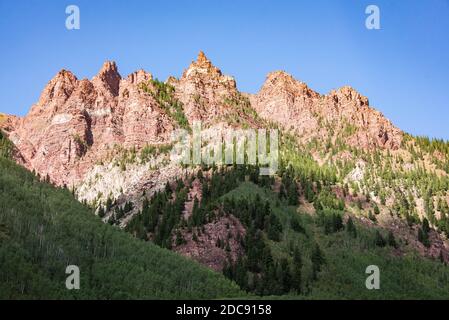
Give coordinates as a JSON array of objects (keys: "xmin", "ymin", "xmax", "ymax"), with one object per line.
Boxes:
[
  {"xmin": 92, "ymin": 61, "xmax": 121, "ymax": 97},
  {"xmin": 182, "ymin": 51, "xmax": 222, "ymax": 79},
  {"xmin": 197, "ymin": 51, "xmax": 208, "ymax": 64},
  {"xmin": 37, "ymin": 69, "xmax": 78, "ymax": 107}
]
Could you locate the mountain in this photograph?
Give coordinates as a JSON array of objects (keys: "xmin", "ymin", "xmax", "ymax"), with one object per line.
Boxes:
[
  {"xmin": 1, "ymin": 133, "xmax": 449, "ymax": 299},
  {"xmin": 2, "ymin": 52, "xmax": 449, "ymax": 299},
  {"xmin": 0, "ymin": 135, "xmax": 243, "ymax": 299},
  {"xmin": 250, "ymin": 71, "xmax": 402, "ymax": 150},
  {"xmin": 3, "ymin": 62, "xmax": 174, "ymax": 187}
]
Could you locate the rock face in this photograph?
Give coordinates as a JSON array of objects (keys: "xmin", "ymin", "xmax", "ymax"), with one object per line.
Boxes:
[
  {"xmin": 6, "ymin": 62, "xmax": 174, "ymax": 186},
  {"xmin": 250, "ymin": 71, "xmax": 403, "ymax": 150},
  {"xmin": 169, "ymin": 51, "xmax": 248, "ymax": 126},
  {"xmin": 3, "ymin": 51, "xmax": 442, "ymax": 271},
  {"xmin": 0, "ymin": 113, "xmax": 18, "ymax": 132},
  {"xmin": 4, "ymin": 52, "xmax": 403, "ymax": 189},
  {"xmin": 174, "ymin": 215, "xmax": 246, "ymax": 272}
]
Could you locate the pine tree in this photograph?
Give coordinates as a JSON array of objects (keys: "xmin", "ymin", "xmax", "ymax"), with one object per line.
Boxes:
[
  {"xmin": 175, "ymin": 230, "xmax": 186, "ymax": 246},
  {"xmin": 374, "ymin": 204, "xmax": 380, "ymax": 215},
  {"xmin": 346, "ymin": 217, "xmax": 357, "ymax": 238},
  {"xmin": 287, "ymin": 181, "xmax": 299, "ymax": 206},
  {"xmin": 97, "ymin": 206, "xmax": 105, "ymax": 218},
  {"xmin": 291, "ymin": 216, "xmax": 304, "ymax": 233},
  {"xmin": 267, "ymin": 213, "xmax": 282, "ymax": 241},
  {"xmin": 439, "ymin": 250, "xmax": 446, "ymax": 264},
  {"xmin": 375, "ymin": 230, "xmax": 386, "ymax": 247},
  {"xmin": 387, "ymin": 231, "xmax": 397, "ymax": 248},
  {"xmin": 422, "ymin": 218, "xmax": 431, "ymax": 234},
  {"xmin": 305, "ymin": 182, "xmax": 315, "ymax": 202},
  {"xmin": 418, "ymin": 218, "xmax": 431, "ymax": 247},
  {"xmin": 280, "ymin": 258, "xmax": 292, "ymax": 293},
  {"xmin": 332, "ymin": 212, "xmax": 344, "ymax": 232},
  {"xmin": 216, "ymin": 237, "xmax": 223, "ymax": 248},
  {"xmin": 105, "ymin": 196, "xmax": 113, "ymax": 211},
  {"xmin": 418, "ymin": 228, "xmax": 430, "ymax": 248},
  {"xmin": 279, "ymin": 183, "xmax": 287, "ymax": 200},
  {"xmin": 368, "ymin": 210, "xmax": 377, "ymax": 222},
  {"xmin": 311, "ymin": 243, "xmax": 325, "ymax": 280},
  {"xmin": 235, "ymin": 256, "xmax": 247, "ymax": 289},
  {"xmin": 291, "ymin": 247, "xmax": 302, "ymax": 293}
]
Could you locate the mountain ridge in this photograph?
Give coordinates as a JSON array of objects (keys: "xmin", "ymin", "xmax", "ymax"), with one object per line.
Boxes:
[
  {"xmin": 2, "ymin": 52, "xmax": 449, "ymax": 275},
  {"xmin": 2, "ymin": 51, "xmax": 403, "ymax": 187}
]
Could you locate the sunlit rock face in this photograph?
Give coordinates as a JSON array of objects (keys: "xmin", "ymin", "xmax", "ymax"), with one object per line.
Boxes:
[
  {"xmin": 250, "ymin": 71, "xmax": 402, "ymax": 150},
  {"xmin": 4, "ymin": 51, "xmax": 402, "ymax": 197}
]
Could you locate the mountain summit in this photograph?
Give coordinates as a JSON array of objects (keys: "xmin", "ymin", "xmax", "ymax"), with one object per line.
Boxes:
[
  {"xmin": 2, "ymin": 52, "xmax": 402, "ymax": 187},
  {"xmin": 251, "ymin": 70, "xmax": 402, "ymax": 150},
  {"xmin": 2, "ymin": 53, "xmax": 449, "ymax": 296},
  {"xmin": 182, "ymin": 51, "xmax": 223, "ymax": 79}
]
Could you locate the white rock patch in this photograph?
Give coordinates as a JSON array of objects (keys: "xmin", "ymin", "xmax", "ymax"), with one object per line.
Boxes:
[
  {"xmin": 345, "ymin": 161, "xmax": 366, "ymax": 183},
  {"xmin": 89, "ymin": 108, "xmax": 112, "ymax": 117},
  {"xmin": 51, "ymin": 114, "xmax": 72, "ymax": 125}
]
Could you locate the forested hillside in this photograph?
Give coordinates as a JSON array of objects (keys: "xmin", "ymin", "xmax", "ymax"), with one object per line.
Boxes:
[
  {"xmin": 2, "ymin": 124, "xmax": 449, "ymax": 299},
  {"xmin": 222, "ymin": 181, "xmax": 449, "ymax": 299},
  {"xmin": 0, "ymin": 134, "xmax": 243, "ymax": 299},
  {"xmin": 124, "ymin": 161, "xmax": 449, "ymax": 299},
  {"xmin": 2, "ymin": 52, "xmax": 449, "ymax": 300}
]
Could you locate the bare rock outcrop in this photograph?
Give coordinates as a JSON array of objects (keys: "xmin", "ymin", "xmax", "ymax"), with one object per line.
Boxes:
[
  {"xmin": 173, "ymin": 215, "xmax": 246, "ymax": 272},
  {"xmin": 251, "ymin": 71, "xmax": 403, "ymax": 150},
  {"xmin": 170, "ymin": 51, "xmax": 244, "ymax": 126},
  {"xmin": 6, "ymin": 61, "xmax": 174, "ymax": 186},
  {"xmin": 4, "ymin": 53, "xmax": 403, "ymax": 193}
]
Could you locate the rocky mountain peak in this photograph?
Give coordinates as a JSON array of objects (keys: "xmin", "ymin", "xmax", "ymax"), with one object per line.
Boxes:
[
  {"xmin": 92, "ymin": 60, "xmax": 121, "ymax": 97},
  {"xmin": 36, "ymin": 69, "xmax": 78, "ymax": 108},
  {"xmin": 265, "ymin": 70, "xmax": 295, "ymax": 82},
  {"xmin": 57, "ymin": 69, "xmax": 78, "ymax": 80},
  {"xmin": 171, "ymin": 52, "xmax": 239, "ymax": 124},
  {"xmin": 252, "ymin": 71, "xmax": 402, "ymax": 150},
  {"xmin": 197, "ymin": 50, "xmax": 208, "ymax": 64},
  {"xmin": 262, "ymin": 71, "xmax": 320, "ymax": 99},
  {"xmin": 182, "ymin": 51, "xmax": 223, "ymax": 80},
  {"xmin": 4, "ymin": 56, "xmax": 405, "ymax": 190},
  {"xmin": 4, "ymin": 60, "xmax": 177, "ymax": 187},
  {"xmin": 194, "ymin": 50, "xmax": 214, "ymax": 70},
  {"xmin": 44, "ymin": 69, "xmax": 77, "ymax": 87},
  {"xmin": 328, "ymin": 85, "xmax": 369, "ymax": 107},
  {"xmin": 99, "ymin": 60, "xmax": 119, "ymax": 75},
  {"xmin": 126, "ymin": 69, "xmax": 152, "ymax": 85}
]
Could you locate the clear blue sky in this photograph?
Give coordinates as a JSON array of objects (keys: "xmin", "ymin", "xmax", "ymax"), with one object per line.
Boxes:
[{"xmin": 1, "ymin": 0, "xmax": 448, "ymax": 139}]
